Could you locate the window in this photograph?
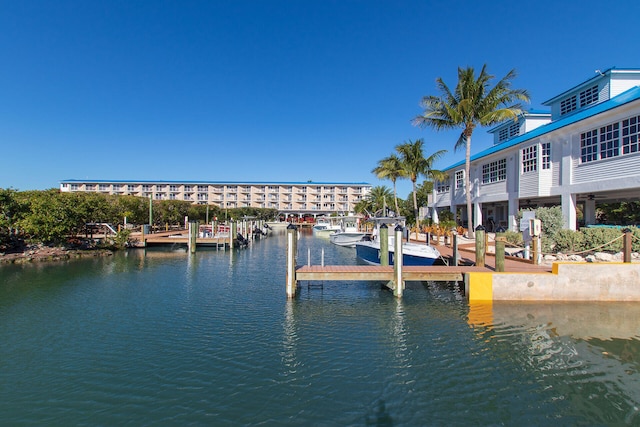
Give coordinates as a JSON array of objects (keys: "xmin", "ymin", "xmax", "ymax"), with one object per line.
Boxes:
[
  {"xmin": 184, "ymin": 185, "xmax": 192, "ymax": 191},
  {"xmin": 579, "ymin": 85, "xmax": 599, "ymax": 107},
  {"xmin": 455, "ymin": 170, "xmax": 464, "ymax": 189},
  {"xmin": 70, "ymin": 184, "xmax": 79, "ymax": 191},
  {"xmin": 169, "ymin": 185, "xmax": 179, "ymax": 192},
  {"xmin": 497, "ymin": 122, "xmax": 520, "ymax": 142},
  {"xmin": 482, "ymin": 158, "xmax": 506, "ymax": 183},
  {"xmin": 197, "ymin": 193, "xmax": 208, "ymax": 201},
  {"xmin": 599, "ymin": 123, "xmax": 619, "ymax": 159},
  {"xmin": 436, "ymin": 180, "xmax": 450, "ymax": 194},
  {"xmin": 509, "ymin": 122, "xmax": 520, "ymax": 138},
  {"xmin": 197, "ymin": 185, "xmax": 208, "ymax": 192},
  {"xmin": 521, "ymin": 145, "xmax": 538, "ymax": 173},
  {"xmin": 498, "ymin": 127, "xmax": 509, "ymax": 142},
  {"xmin": 99, "ymin": 184, "xmax": 109, "ymax": 191},
  {"xmin": 127, "ymin": 185, "xmax": 136, "ymax": 192},
  {"xmin": 142, "ymin": 185, "xmax": 152, "ymax": 191},
  {"xmin": 560, "ymin": 95, "xmax": 577, "ymax": 115},
  {"xmin": 622, "ymin": 115, "xmax": 639, "ymax": 154},
  {"xmin": 580, "ymin": 129, "xmax": 598, "ymax": 163},
  {"xmin": 541, "ymin": 142, "xmax": 551, "ymax": 170}
]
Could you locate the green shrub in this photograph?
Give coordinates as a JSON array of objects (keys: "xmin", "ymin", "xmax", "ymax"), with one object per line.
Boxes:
[
  {"xmin": 553, "ymin": 229, "xmax": 584, "ymax": 253},
  {"xmin": 503, "ymin": 230, "xmax": 523, "ymax": 247},
  {"xmin": 581, "ymin": 227, "xmax": 623, "ymax": 252}
]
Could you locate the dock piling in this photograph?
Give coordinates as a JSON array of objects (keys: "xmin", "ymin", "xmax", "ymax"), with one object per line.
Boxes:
[
  {"xmin": 394, "ymin": 224, "xmax": 404, "ymax": 297},
  {"xmin": 623, "ymin": 228, "xmax": 632, "ymax": 263},
  {"xmin": 495, "ymin": 227, "xmax": 506, "ymax": 272},
  {"xmin": 380, "ymin": 224, "xmax": 389, "ymax": 266},
  {"xmin": 475, "ymin": 225, "xmax": 486, "ymax": 267},
  {"xmin": 286, "ymin": 223, "xmax": 298, "ymax": 298},
  {"xmin": 188, "ymin": 221, "xmax": 198, "ymax": 254}
]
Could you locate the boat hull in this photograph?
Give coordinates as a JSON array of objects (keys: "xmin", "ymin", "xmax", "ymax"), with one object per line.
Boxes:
[
  {"xmin": 355, "ymin": 241, "xmax": 440, "ymax": 266},
  {"xmin": 329, "ymin": 232, "xmax": 367, "ymax": 247}
]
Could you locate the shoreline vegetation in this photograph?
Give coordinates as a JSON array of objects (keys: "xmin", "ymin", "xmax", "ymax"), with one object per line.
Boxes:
[{"xmin": 0, "ymin": 244, "xmax": 114, "ymax": 264}]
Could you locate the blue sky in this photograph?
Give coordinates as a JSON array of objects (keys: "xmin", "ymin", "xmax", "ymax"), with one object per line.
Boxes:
[{"xmin": 1, "ymin": 0, "xmax": 638, "ymax": 198}]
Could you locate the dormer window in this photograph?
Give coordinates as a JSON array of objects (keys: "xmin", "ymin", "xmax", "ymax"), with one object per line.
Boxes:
[
  {"xmin": 579, "ymin": 85, "xmax": 599, "ymax": 107},
  {"xmin": 497, "ymin": 122, "xmax": 520, "ymax": 142},
  {"xmin": 560, "ymin": 95, "xmax": 577, "ymax": 115}
]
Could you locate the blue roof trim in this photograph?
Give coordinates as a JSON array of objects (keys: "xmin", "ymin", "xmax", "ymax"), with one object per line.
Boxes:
[
  {"xmin": 60, "ymin": 179, "xmax": 372, "ymax": 186},
  {"xmin": 444, "ymin": 85, "xmax": 640, "ymax": 171}
]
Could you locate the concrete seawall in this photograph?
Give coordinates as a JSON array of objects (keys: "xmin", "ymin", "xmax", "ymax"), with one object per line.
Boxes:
[{"xmin": 468, "ymin": 262, "xmax": 640, "ymax": 302}]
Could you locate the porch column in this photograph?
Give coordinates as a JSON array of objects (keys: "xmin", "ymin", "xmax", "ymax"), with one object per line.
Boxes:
[
  {"xmin": 473, "ymin": 202, "xmax": 483, "ymax": 232},
  {"xmin": 584, "ymin": 198, "xmax": 596, "ymax": 226},
  {"xmin": 508, "ymin": 198, "xmax": 519, "ymax": 232},
  {"xmin": 562, "ymin": 193, "xmax": 577, "ymax": 231}
]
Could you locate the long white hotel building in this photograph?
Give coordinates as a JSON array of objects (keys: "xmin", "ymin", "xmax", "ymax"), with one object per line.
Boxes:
[{"xmin": 59, "ymin": 180, "xmax": 372, "ymax": 216}]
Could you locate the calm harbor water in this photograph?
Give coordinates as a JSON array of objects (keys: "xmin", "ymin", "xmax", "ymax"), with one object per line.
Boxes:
[{"xmin": 1, "ymin": 230, "xmax": 640, "ymax": 426}]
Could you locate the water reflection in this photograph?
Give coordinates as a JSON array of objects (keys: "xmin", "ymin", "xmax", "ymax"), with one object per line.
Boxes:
[{"xmin": 470, "ymin": 301, "xmax": 640, "ymax": 424}]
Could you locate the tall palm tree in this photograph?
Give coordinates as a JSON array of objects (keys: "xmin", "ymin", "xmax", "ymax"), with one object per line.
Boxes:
[
  {"xmin": 372, "ymin": 154, "xmax": 405, "ymax": 216},
  {"xmin": 413, "ymin": 65, "xmax": 529, "ymax": 237},
  {"xmin": 395, "ymin": 139, "xmax": 446, "ymax": 222}
]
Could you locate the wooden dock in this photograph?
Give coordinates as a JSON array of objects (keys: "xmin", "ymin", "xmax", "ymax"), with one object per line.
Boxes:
[
  {"xmin": 295, "ymin": 265, "xmax": 488, "ymax": 282},
  {"xmin": 132, "ymin": 229, "xmax": 233, "ymax": 248}
]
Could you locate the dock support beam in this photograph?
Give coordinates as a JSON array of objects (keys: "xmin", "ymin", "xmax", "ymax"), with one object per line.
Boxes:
[
  {"xmin": 188, "ymin": 221, "xmax": 198, "ymax": 254},
  {"xmin": 475, "ymin": 225, "xmax": 486, "ymax": 268},
  {"xmin": 623, "ymin": 228, "xmax": 632, "ymax": 263},
  {"xmin": 393, "ymin": 224, "xmax": 404, "ymax": 297},
  {"xmin": 230, "ymin": 220, "xmax": 236, "ymax": 249},
  {"xmin": 495, "ymin": 227, "xmax": 505, "ymax": 272},
  {"xmin": 452, "ymin": 232, "xmax": 458, "ymax": 266},
  {"xmin": 286, "ymin": 223, "xmax": 298, "ymax": 298},
  {"xmin": 380, "ymin": 223, "xmax": 389, "ymax": 266}
]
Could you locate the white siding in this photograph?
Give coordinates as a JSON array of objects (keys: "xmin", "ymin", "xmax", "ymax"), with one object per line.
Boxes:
[
  {"xmin": 574, "ymin": 153, "xmax": 640, "ymax": 183},
  {"xmin": 479, "ymin": 181, "xmax": 507, "ymax": 196},
  {"xmin": 610, "ymin": 75, "xmax": 640, "ymax": 97}
]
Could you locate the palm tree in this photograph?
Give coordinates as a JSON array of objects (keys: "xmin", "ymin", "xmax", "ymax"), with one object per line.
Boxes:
[
  {"xmin": 372, "ymin": 154, "xmax": 405, "ymax": 216},
  {"xmin": 395, "ymin": 139, "xmax": 446, "ymax": 222},
  {"xmin": 413, "ymin": 65, "xmax": 529, "ymax": 237},
  {"xmin": 366, "ymin": 186, "xmax": 394, "ymax": 215}
]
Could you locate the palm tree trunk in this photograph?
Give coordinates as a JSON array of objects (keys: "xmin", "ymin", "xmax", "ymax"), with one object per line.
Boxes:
[
  {"xmin": 392, "ymin": 180, "xmax": 399, "ymax": 215},
  {"xmin": 412, "ymin": 180, "xmax": 418, "ymax": 222},
  {"xmin": 465, "ymin": 135, "xmax": 474, "ymax": 239}
]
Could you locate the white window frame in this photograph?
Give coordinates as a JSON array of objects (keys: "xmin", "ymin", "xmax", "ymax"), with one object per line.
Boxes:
[{"xmin": 521, "ymin": 145, "xmax": 538, "ymax": 173}]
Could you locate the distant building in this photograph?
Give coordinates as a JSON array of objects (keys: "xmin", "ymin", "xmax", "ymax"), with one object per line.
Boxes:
[
  {"xmin": 431, "ymin": 67, "xmax": 640, "ymax": 231},
  {"xmin": 59, "ymin": 179, "xmax": 371, "ymax": 217}
]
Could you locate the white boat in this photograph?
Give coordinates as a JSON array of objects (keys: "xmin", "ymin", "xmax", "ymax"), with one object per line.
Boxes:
[
  {"xmin": 329, "ymin": 216, "xmax": 368, "ymax": 247},
  {"xmin": 312, "ymin": 216, "xmax": 342, "ymax": 237},
  {"xmin": 355, "ymin": 217, "xmax": 441, "ymax": 266}
]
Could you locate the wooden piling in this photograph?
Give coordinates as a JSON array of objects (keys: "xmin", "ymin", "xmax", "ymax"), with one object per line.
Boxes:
[
  {"xmin": 380, "ymin": 223, "xmax": 389, "ymax": 266},
  {"xmin": 475, "ymin": 225, "xmax": 486, "ymax": 268},
  {"xmin": 623, "ymin": 228, "xmax": 632, "ymax": 263},
  {"xmin": 532, "ymin": 236, "xmax": 540, "ymax": 265},
  {"xmin": 393, "ymin": 224, "xmax": 404, "ymax": 297},
  {"xmin": 230, "ymin": 220, "xmax": 236, "ymax": 249},
  {"xmin": 452, "ymin": 233, "xmax": 458, "ymax": 267},
  {"xmin": 495, "ymin": 228, "xmax": 506, "ymax": 272},
  {"xmin": 188, "ymin": 221, "xmax": 198, "ymax": 254},
  {"xmin": 286, "ymin": 223, "xmax": 298, "ymax": 298}
]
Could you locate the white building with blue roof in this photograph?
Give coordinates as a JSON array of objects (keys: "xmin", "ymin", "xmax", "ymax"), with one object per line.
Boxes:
[{"xmin": 431, "ymin": 67, "xmax": 640, "ymax": 231}]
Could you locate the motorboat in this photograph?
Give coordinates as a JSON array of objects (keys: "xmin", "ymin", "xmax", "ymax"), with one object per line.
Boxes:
[
  {"xmin": 312, "ymin": 216, "xmax": 341, "ymax": 237},
  {"xmin": 329, "ymin": 216, "xmax": 368, "ymax": 247},
  {"xmin": 355, "ymin": 217, "xmax": 440, "ymax": 266}
]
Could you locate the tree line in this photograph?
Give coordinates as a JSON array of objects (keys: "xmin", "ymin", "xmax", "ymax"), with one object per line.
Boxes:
[{"xmin": 0, "ymin": 188, "xmax": 277, "ymax": 248}]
